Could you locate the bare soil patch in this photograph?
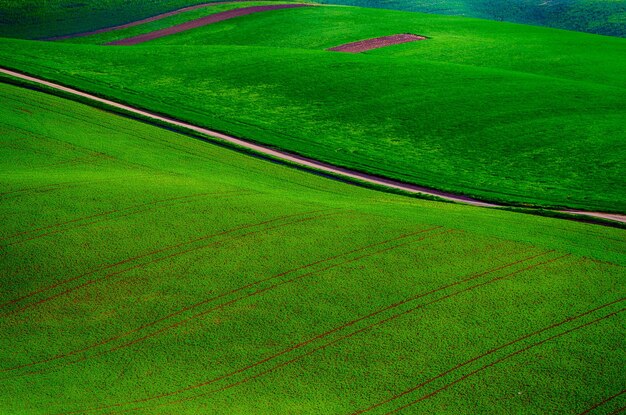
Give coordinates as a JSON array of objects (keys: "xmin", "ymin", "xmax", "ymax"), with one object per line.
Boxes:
[
  {"xmin": 47, "ymin": 2, "xmax": 245, "ymax": 40},
  {"xmin": 328, "ymin": 34, "xmax": 427, "ymax": 53},
  {"xmin": 107, "ymin": 4, "xmax": 311, "ymax": 46}
]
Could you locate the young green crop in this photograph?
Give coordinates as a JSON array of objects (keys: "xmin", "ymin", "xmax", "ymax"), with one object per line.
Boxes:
[
  {"xmin": 0, "ymin": 0, "xmax": 220, "ymax": 39},
  {"xmin": 1, "ymin": 80, "xmax": 625, "ymax": 414},
  {"xmin": 60, "ymin": 1, "xmax": 293, "ymax": 45},
  {"xmin": 314, "ymin": 0, "xmax": 626, "ymax": 37},
  {"xmin": 2, "ymin": 0, "xmax": 624, "ymax": 39},
  {"xmin": 1, "ymin": 6, "xmax": 624, "ymax": 211}
]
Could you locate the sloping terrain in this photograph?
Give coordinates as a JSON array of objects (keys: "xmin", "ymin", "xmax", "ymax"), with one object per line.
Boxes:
[
  {"xmin": 1, "ymin": 2, "xmax": 625, "ymax": 413},
  {"xmin": 1, "ymin": 5, "xmax": 624, "ymax": 212},
  {"xmin": 316, "ymin": 0, "xmax": 626, "ymax": 37},
  {"xmin": 48, "ymin": 1, "xmax": 273, "ymax": 41},
  {"xmin": 55, "ymin": 1, "xmax": 291, "ymax": 45},
  {"xmin": 0, "ymin": 0, "xmax": 238, "ymax": 39},
  {"xmin": 106, "ymin": 3, "xmax": 310, "ymax": 45},
  {"xmin": 2, "ymin": 0, "xmax": 623, "ymax": 39},
  {"xmin": 1, "ymin": 80, "xmax": 625, "ymax": 415}
]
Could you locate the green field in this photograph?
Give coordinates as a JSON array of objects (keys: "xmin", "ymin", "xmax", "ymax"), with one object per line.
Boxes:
[
  {"xmin": 0, "ymin": 0, "xmax": 224, "ymax": 39},
  {"xmin": 2, "ymin": 0, "xmax": 624, "ymax": 39},
  {"xmin": 57, "ymin": 1, "xmax": 283, "ymax": 45},
  {"xmin": 1, "ymin": 1, "xmax": 626, "ymax": 413},
  {"xmin": 1, "ymin": 78, "xmax": 625, "ymax": 414},
  {"xmin": 1, "ymin": 4, "xmax": 624, "ymax": 212},
  {"xmin": 316, "ymin": 0, "xmax": 626, "ymax": 37}
]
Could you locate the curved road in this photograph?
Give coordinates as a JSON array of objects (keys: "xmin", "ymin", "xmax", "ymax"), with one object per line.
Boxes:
[{"xmin": 1, "ymin": 67, "xmax": 624, "ymax": 225}]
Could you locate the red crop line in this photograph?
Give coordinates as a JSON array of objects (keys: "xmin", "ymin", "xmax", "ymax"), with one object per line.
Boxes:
[
  {"xmin": 384, "ymin": 308, "xmax": 626, "ymax": 415},
  {"xmin": 354, "ymin": 297, "xmax": 626, "ymax": 414},
  {"xmin": 3, "ymin": 190, "xmax": 257, "ymax": 247},
  {"xmin": 608, "ymin": 405, "xmax": 626, "ymax": 415},
  {"xmin": 0, "ymin": 208, "xmax": 331, "ymax": 314},
  {"xmin": 42, "ymin": 154, "xmax": 97, "ymax": 168},
  {"xmin": 579, "ymin": 390, "xmax": 626, "ymax": 415},
  {"xmin": 52, "ymin": 228, "xmax": 444, "ymax": 382},
  {"xmin": 0, "ymin": 226, "xmax": 441, "ymax": 374},
  {"xmin": 77, "ymin": 249, "xmax": 560, "ymax": 415},
  {"xmin": 55, "ymin": 229, "xmax": 447, "ymax": 415},
  {"xmin": 111, "ymin": 251, "xmax": 568, "ymax": 415},
  {"xmin": 7, "ymin": 228, "xmax": 444, "ymax": 383},
  {"xmin": 199, "ymin": 255, "xmax": 569, "ymax": 397},
  {"xmin": 0, "ymin": 190, "xmax": 239, "ymax": 242},
  {"xmin": 1, "ymin": 210, "xmax": 345, "ymax": 319}
]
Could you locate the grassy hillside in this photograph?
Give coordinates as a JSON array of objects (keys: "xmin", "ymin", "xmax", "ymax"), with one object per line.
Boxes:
[
  {"xmin": 58, "ymin": 1, "xmax": 281, "ymax": 45},
  {"xmin": 1, "ymin": 80, "xmax": 625, "ymax": 414},
  {"xmin": 316, "ymin": 0, "xmax": 626, "ymax": 37},
  {"xmin": 1, "ymin": 0, "xmax": 624, "ymax": 39},
  {"xmin": 0, "ymin": 0, "xmax": 223, "ymax": 39},
  {"xmin": 1, "ymin": 6, "xmax": 624, "ymax": 212}
]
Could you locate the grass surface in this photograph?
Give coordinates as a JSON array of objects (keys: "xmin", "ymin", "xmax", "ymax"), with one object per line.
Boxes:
[
  {"xmin": 1, "ymin": 80, "xmax": 626, "ymax": 415},
  {"xmin": 2, "ymin": 0, "xmax": 624, "ymax": 39},
  {"xmin": 0, "ymin": 0, "xmax": 228, "ymax": 39},
  {"xmin": 315, "ymin": 0, "xmax": 626, "ymax": 37},
  {"xmin": 0, "ymin": 5, "xmax": 624, "ymax": 212},
  {"xmin": 59, "ymin": 1, "xmax": 283, "ymax": 45}
]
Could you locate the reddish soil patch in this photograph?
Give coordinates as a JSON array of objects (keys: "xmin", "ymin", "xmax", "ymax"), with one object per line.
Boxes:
[
  {"xmin": 47, "ymin": 2, "xmax": 243, "ymax": 41},
  {"xmin": 107, "ymin": 4, "xmax": 312, "ymax": 46},
  {"xmin": 328, "ymin": 34, "xmax": 427, "ymax": 53}
]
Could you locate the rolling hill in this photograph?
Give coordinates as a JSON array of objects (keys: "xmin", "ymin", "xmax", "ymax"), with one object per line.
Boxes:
[
  {"xmin": 1, "ymin": 0, "xmax": 624, "ymax": 39},
  {"xmin": 1, "ymin": 78, "xmax": 625, "ymax": 415},
  {"xmin": 1, "ymin": 3, "xmax": 624, "ymax": 212},
  {"xmin": 317, "ymin": 0, "xmax": 626, "ymax": 38},
  {"xmin": 1, "ymin": 1, "xmax": 625, "ymax": 413},
  {"xmin": 0, "ymin": 0, "xmax": 226, "ymax": 39}
]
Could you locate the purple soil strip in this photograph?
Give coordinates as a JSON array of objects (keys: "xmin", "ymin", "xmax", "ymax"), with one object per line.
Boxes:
[
  {"xmin": 106, "ymin": 3, "xmax": 312, "ymax": 46},
  {"xmin": 328, "ymin": 34, "xmax": 427, "ymax": 53},
  {"xmin": 47, "ymin": 1, "xmax": 246, "ymax": 41}
]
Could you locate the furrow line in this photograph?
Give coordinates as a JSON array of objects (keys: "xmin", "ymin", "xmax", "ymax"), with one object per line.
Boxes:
[
  {"xmin": 353, "ymin": 298, "xmax": 626, "ymax": 414},
  {"xmin": 38, "ymin": 228, "xmax": 443, "ymax": 385},
  {"xmin": 0, "ymin": 209, "xmax": 336, "ymax": 317},
  {"xmin": 65, "ymin": 251, "xmax": 563, "ymax": 414},
  {"xmin": 579, "ymin": 390, "xmax": 626, "ymax": 415},
  {"xmin": 1, "ymin": 226, "xmax": 440, "ymax": 374},
  {"xmin": 383, "ymin": 308, "xmax": 625, "ymax": 414},
  {"xmin": 157, "ymin": 255, "xmax": 573, "ymax": 414},
  {"xmin": 56, "ymin": 229, "xmax": 449, "ymax": 415}
]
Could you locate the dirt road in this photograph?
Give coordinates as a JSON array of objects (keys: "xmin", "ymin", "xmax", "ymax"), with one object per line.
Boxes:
[{"xmin": 1, "ymin": 67, "xmax": 624, "ymax": 225}]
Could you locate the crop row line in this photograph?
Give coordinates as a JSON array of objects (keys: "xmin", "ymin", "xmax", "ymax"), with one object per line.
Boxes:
[
  {"xmin": 159, "ymin": 254, "xmax": 572, "ymax": 415},
  {"xmin": 60, "ymin": 250, "xmax": 563, "ymax": 414},
  {"xmin": 5, "ymin": 227, "xmax": 445, "ymax": 380},
  {"xmin": 579, "ymin": 389, "xmax": 626, "ymax": 415},
  {"xmin": 0, "ymin": 208, "xmax": 340, "ymax": 318},
  {"xmin": 382, "ymin": 307, "xmax": 625, "ymax": 414},
  {"xmin": 354, "ymin": 297, "xmax": 626, "ymax": 414}
]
